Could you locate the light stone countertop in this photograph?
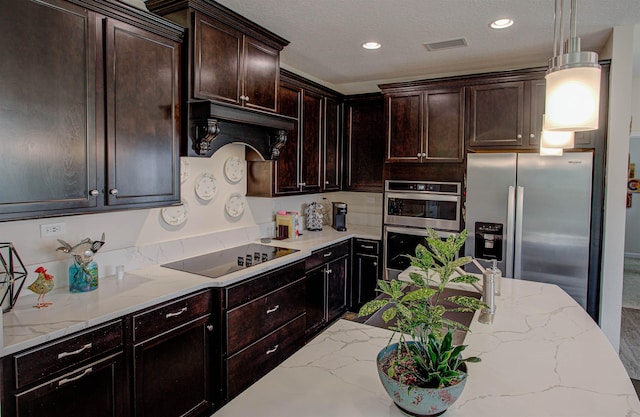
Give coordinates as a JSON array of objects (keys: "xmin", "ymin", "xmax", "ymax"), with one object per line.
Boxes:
[
  {"xmin": 214, "ymin": 277, "xmax": 640, "ymax": 417},
  {"xmin": 1, "ymin": 225, "xmax": 380, "ymax": 357}
]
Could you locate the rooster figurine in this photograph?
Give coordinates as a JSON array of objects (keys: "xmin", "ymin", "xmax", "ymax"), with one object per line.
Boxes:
[{"xmin": 28, "ymin": 266, "xmax": 54, "ymax": 308}]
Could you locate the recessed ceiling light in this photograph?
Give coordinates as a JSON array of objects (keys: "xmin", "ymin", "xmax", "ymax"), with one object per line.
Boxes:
[
  {"xmin": 490, "ymin": 18, "xmax": 514, "ymax": 29},
  {"xmin": 362, "ymin": 42, "xmax": 381, "ymax": 50}
]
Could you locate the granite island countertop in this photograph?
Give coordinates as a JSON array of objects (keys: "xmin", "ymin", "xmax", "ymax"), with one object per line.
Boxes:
[
  {"xmin": 1, "ymin": 225, "xmax": 380, "ymax": 357},
  {"xmin": 213, "ymin": 277, "xmax": 640, "ymax": 417}
]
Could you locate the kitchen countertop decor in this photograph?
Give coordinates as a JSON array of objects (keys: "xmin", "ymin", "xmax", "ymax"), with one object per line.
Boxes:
[{"xmin": 213, "ymin": 278, "xmax": 640, "ymax": 417}]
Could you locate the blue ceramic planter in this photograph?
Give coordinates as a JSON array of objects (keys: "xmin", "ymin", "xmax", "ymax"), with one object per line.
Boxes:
[{"xmin": 376, "ymin": 342, "xmax": 467, "ymax": 417}]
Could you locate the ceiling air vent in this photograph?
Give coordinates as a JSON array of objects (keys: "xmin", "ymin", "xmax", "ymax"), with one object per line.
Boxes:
[{"xmin": 424, "ymin": 38, "xmax": 468, "ymax": 51}]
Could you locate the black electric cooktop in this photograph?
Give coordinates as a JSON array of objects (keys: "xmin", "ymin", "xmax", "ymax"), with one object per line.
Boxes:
[{"xmin": 161, "ymin": 244, "xmax": 298, "ymax": 279}]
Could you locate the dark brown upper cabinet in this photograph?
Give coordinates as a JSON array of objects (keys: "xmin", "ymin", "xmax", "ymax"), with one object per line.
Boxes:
[
  {"xmin": 192, "ymin": 12, "xmax": 280, "ymax": 112},
  {"xmin": 105, "ymin": 18, "xmax": 181, "ymax": 208},
  {"xmin": 343, "ymin": 94, "xmax": 385, "ymax": 192},
  {"xmin": 466, "ymin": 81, "xmax": 527, "ymax": 148},
  {"xmin": 246, "ymin": 70, "xmax": 342, "ymax": 197},
  {"xmin": 380, "ymin": 85, "xmax": 464, "ymax": 163},
  {"xmin": 0, "ymin": 0, "xmax": 182, "ymax": 221},
  {"xmin": 323, "ymin": 97, "xmax": 341, "ymax": 191}
]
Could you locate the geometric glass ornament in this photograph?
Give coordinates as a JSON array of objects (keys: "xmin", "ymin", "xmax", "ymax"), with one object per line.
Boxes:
[{"xmin": 0, "ymin": 243, "xmax": 28, "ymax": 312}]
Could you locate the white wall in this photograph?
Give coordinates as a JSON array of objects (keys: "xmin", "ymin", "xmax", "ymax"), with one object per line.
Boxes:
[
  {"xmin": 625, "ymin": 137, "xmax": 640, "ymax": 255},
  {"xmin": 600, "ymin": 25, "xmax": 636, "ymax": 352}
]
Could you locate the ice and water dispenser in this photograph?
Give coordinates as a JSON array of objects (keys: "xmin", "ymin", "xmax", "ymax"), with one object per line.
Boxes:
[{"xmin": 474, "ymin": 222, "xmax": 503, "ymax": 261}]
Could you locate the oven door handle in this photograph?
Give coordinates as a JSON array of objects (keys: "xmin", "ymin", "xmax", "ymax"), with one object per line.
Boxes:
[
  {"xmin": 385, "ymin": 192, "xmax": 460, "ymax": 202},
  {"xmin": 384, "ymin": 225, "xmax": 457, "ymax": 238}
]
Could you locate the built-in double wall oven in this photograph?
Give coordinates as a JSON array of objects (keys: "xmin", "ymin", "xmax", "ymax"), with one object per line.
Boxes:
[{"xmin": 383, "ymin": 180, "xmax": 462, "ymax": 280}]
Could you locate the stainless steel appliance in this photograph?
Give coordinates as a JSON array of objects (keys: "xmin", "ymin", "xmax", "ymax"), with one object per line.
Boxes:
[
  {"xmin": 332, "ymin": 202, "xmax": 347, "ymax": 231},
  {"xmin": 465, "ymin": 152, "xmax": 593, "ymax": 309},
  {"xmin": 162, "ymin": 244, "xmax": 298, "ymax": 278},
  {"xmin": 383, "ymin": 180, "xmax": 462, "ymax": 280}
]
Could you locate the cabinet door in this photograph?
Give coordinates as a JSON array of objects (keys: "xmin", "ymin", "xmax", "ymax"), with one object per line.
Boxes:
[
  {"xmin": 133, "ymin": 317, "xmax": 212, "ymax": 417},
  {"xmin": 528, "ymin": 78, "xmax": 546, "ymax": 148},
  {"xmin": 385, "ymin": 93, "xmax": 422, "ymax": 162},
  {"xmin": 15, "ymin": 353, "xmax": 126, "ymax": 417},
  {"xmin": 300, "ymin": 90, "xmax": 323, "ymax": 192},
  {"xmin": 105, "ymin": 19, "xmax": 181, "ymax": 207},
  {"xmin": 274, "ymin": 83, "xmax": 302, "ymax": 194},
  {"xmin": 466, "ymin": 81, "xmax": 525, "ymax": 148},
  {"xmin": 0, "ymin": 0, "xmax": 98, "ymax": 219},
  {"xmin": 243, "ymin": 37, "xmax": 279, "ymax": 112},
  {"xmin": 344, "ymin": 96, "xmax": 384, "ymax": 191},
  {"xmin": 305, "ymin": 268, "xmax": 326, "ymax": 334},
  {"xmin": 193, "ymin": 12, "xmax": 242, "ymax": 104},
  {"xmin": 323, "ymin": 97, "xmax": 341, "ymax": 191},
  {"xmin": 326, "ymin": 256, "xmax": 348, "ymax": 322},
  {"xmin": 353, "ymin": 253, "xmax": 379, "ymax": 309},
  {"xmin": 425, "ymin": 88, "xmax": 464, "ymax": 161}
]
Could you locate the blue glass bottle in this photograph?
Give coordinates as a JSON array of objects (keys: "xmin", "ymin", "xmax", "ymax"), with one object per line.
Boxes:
[{"xmin": 69, "ymin": 261, "xmax": 98, "ymax": 293}]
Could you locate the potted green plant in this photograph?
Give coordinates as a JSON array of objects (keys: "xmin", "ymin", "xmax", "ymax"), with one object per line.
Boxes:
[{"xmin": 359, "ymin": 228, "xmax": 487, "ymax": 416}]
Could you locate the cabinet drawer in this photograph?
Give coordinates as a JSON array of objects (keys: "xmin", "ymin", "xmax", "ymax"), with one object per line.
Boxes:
[
  {"xmin": 227, "ymin": 277, "xmax": 305, "ymax": 354},
  {"xmin": 133, "ymin": 290, "xmax": 211, "ymax": 342},
  {"xmin": 354, "ymin": 239, "xmax": 379, "ymax": 255},
  {"xmin": 14, "ymin": 320, "xmax": 123, "ymax": 390},
  {"xmin": 226, "ymin": 314, "xmax": 305, "ymax": 400},
  {"xmin": 225, "ymin": 260, "xmax": 305, "ymax": 309},
  {"xmin": 305, "ymin": 241, "xmax": 350, "ymax": 271}
]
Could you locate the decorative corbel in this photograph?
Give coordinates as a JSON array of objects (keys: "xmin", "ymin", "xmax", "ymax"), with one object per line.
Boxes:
[
  {"xmin": 270, "ymin": 130, "xmax": 288, "ymax": 160},
  {"xmin": 193, "ymin": 118, "xmax": 221, "ymax": 155}
]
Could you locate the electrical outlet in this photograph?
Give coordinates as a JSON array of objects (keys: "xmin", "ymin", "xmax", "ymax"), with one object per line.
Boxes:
[{"xmin": 41, "ymin": 222, "xmax": 66, "ymax": 237}]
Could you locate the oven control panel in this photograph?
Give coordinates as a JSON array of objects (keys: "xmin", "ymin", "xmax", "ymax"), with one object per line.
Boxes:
[{"xmin": 385, "ymin": 180, "xmax": 460, "ymax": 194}]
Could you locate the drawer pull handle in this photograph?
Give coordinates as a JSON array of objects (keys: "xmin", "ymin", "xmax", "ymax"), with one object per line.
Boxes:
[
  {"xmin": 266, "ymin": 345, "xmax": 279, "ymax": 355},
  {"xmin": 266, "ymin": 305, "xmax": 280, "ymax": 314},
  {"xmin": 361, "ymin": 245, "xmax": 374, "ymax": 249},
  {"xmin": 323, "ymin": 252, "xmax": 333, "ymax": 258},
  {"xmin": 58, "ymin": 367, "xmax": 92, "ymax": 386},
  {"xmin": 166, "ymin": 307, "xmax": 188, "ymax": 318},
  {"xmin": 58, "ymin": 343, "xmax": 92, "ymax": 359}
]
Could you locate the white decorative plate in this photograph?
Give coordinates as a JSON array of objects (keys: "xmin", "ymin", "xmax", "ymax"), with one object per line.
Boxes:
[
  {"xmin": 194, "ymin": 172, "xmax": 217, "ymax": 200},
  {"xmin": 161, "ymin": 200, "xmax": 189, "ymax": 226},
  {"xmin": 180, "ymin": 158, "xmax": 190, "ymax": 184},
  {"xmin": 224, "ymin": 156, "xmax": 245, "ymax": 183},
  {"xmin": 225, "ymin": 193, "xmax": 246, "ymax": 218}
]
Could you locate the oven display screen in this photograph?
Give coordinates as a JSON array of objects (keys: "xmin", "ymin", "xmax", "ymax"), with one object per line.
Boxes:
[{"xmin": 387, "ymin": 197, "xmax": 457, "ymax": 220}]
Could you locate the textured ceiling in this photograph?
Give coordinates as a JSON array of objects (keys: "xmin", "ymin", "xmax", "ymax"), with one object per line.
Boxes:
[{"xmin": 215, "ymin": 0, "xmax": 640, "ymax": 94}]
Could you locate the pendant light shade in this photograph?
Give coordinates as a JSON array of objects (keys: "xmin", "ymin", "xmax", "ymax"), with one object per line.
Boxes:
[
  {"xmin": 544, "ymin": 0, "xmax": 601, "ymax": 132},
  {"xmin": 540, "ymin": 144, "xmax": 564, "ymax": 156},
  {"xmin": 541, "ymin": 114, "xmax": 575, "ymax": 148}
]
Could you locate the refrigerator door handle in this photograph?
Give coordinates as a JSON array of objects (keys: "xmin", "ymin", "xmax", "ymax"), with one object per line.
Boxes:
[
  {"xmin": 506, "ymin": 186, "xmax": 516, "ymax": 278},
  {"xmin": 514, "ymin": 186, "xmax": 525, "ymax": 279}
]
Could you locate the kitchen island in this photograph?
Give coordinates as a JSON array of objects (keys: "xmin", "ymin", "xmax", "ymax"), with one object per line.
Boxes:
[{"xmin": 214, "ymin": 277, "xmax": 640, "ymax": 417}]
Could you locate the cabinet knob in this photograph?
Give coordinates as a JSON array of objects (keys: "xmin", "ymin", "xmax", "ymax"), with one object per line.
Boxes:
[
  {"xmin": 416, "ymin": 153, "xmax": 421, "ymax": 158},
  {"xmin": 109, "ymin": 189, "xmax": 119, "ymax": 196},
  {"xmin": 422, "ymin": 152, "xmax": 426, "ymax": 157},
  {"xmin": 373, "ymin": 262, "xmax": 378, "ymax": 266},
  {"xmin": 207, "ymin": 325, "xmax": 214, "ymax": 332},
  {"xmin": 517, "ymin": 134, "xmax": 522, "ymax": 139},
  {"xmin": 530, "ymin": 133, "xmax": 536, "ymax": 139},
  {"xmin": 240, "ymin": 95, "xmax": 250, "ymax": 102},
  {"xmin": 89, "ymin": 189, "xmax": 99, "ymax": 196}
]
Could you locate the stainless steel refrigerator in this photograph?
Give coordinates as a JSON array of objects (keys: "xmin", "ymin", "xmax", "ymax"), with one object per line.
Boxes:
[{"xmin": 465, "ymin": 152, "xmax": 593, "ymax": 309}]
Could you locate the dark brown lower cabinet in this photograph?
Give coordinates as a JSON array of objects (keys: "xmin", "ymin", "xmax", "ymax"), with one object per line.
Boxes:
[
  {"xmin": 220, "ymin": 261, "xmax": 307, "ymax": 403},
  {"xmin": 14, "ymin": 353, "xmax": 125, "ymax": 417},
  {"xmin": 304, "ymin": 241, "xmax": 350, "ymax": 338},
  {"xmin": 131, "ymin": 291, "xmax": 213, "ymax": 417},
  {"xmin": 133, "ymin": 317, "xmax": 211, "ymax": 417}
]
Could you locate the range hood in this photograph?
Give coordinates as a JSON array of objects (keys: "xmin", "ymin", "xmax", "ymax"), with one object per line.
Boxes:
[{"xmin": 189, "ymin": 100, "xmax": 296, "ymax": 160}]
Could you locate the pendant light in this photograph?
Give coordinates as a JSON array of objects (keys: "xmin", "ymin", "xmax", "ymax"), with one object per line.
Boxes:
[{"xmin": 544, "ymin": 0, "xmax": 601, "ymax": 132}]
